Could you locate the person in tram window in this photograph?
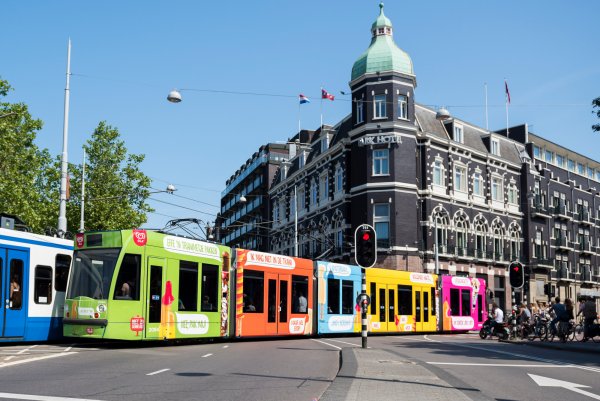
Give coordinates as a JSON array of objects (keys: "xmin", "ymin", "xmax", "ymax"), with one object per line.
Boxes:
[
  {"xmin": 10, "ymin": 274, "xmax": 21, "ymax": 308},
  {"xmin": 297, "ymin": 291, "xmax": 307, "ymax": 313},
  {"xmin": 202, "ymin": 295, "xmax": 214, "ymax": 311},
  {"xmin": 243, "ymin": 294, "xmax": 256, "ymax": 312}
]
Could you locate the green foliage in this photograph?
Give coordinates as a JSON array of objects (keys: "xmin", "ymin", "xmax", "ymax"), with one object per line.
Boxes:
[
  {"xmin": 0, "ymin": 78, "xmax": 57, "ymax": 233},
  {"xmin": 66, "ymin": 121, "xmax": 153, "ymax": 232},
  {"xmin": 593, "ymin": 97, "xmax": 600, "ymax": 132}
]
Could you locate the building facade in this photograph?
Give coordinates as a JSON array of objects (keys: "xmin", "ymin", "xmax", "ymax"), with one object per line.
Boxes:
[{"xmin": 220, "ymin": 4, "xmax": 600, "ymax": 311}]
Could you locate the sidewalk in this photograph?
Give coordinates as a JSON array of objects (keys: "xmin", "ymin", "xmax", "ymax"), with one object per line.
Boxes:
[{"xmin": 319, "ymin": 347, "xmax": 475, "ymax": 401}]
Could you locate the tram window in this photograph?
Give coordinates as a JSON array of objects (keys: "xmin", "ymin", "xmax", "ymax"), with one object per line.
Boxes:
[
  {"xmin": 268, "ymin": 279, "xmax": 276, "ymax": 322},
  {"xmin": 291, "ymin": 275, "xmax": 308, "ymax": 314},
  {"xmin": 423, "ymin": 291, "xmax": 429, "ymax": 323},
  {"xmin": 478, "ymin": 294, "xmax": 484, "ymax": 322},
  {"xmin": 280, "ymin": 280, "xmax": 288, "ymax": 323},
  {"xmin": 201, "ymin": 263, "xmax": 218, "ymax": 312},
  {"xmin": 34, "ymin": 265, "xmax": 53, "ymax": 304},
  {"xmin": 341, "ymin": 280, "xmax": 353, "ymax": 314},
  {"xmin": 244, "ymin": 269, "xmax": 264, "ymax": 313},
  {"xmin": 370, "ymin": 282, "xmax": 376, "ymax": 315},
  {"xmin": 9, "ymin": 259, "xmax": 23, "ymax": 309},
  {"xmin": 461, "ymin": 290, "xmax": 471, "ymax": 316},
  {"xmin": 397, "ymin": 285, "xmax": 412, "ymax": 315},
  {"xmin": 178, "ymin": 261, "xmax": 198, "ymax": 311},
  {"xmin": 113, "ymin": 254, "xmax": 141, "ymax": 301},
  {"xmin": 431, "ymin": 288, "xmax": 436, "ymax": 316},
  {"xmin": 388, "ymin": 289, "xmax": 395, "ymax": 323},
  {"xmin": 379, "ymin": 288, "xmax": 386, "ymax": 322},
  {"xmin": 327, "ymin": 279, "xmax": 340, "ymax": 314},
  {"xmin": 148, "ymin": 265, "xmax": 162, "ymax": 324},
  {"xmin": 449, "ymin": 288, "xmax": 460, "ymax": 316},
  {"xmin": 55, "ymin": 254, "xmax": 71, "ymax": 292}
]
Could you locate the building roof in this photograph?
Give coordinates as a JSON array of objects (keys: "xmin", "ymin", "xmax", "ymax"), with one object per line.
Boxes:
[{"xmin": 351, "ymin": 3, "xmax": 414, "ymax": 81}]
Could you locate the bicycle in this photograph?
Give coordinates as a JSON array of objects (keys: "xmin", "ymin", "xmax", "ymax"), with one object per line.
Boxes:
[
  {"xmin": 527, "ymin": 314, "xmax": 548, "ymax": 341},
  {"xmin": 573, "ymin": 316, "xmax": 585, "ymax": 342}
]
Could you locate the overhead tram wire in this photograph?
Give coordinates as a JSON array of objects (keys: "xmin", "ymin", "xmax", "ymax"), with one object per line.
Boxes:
[
  {"xmin": 149, "ymin": 187, "xmax": 220, "ymax": 209},
  {"xmin": 147, "ymin": 197, "xmax": 216, "ymax": 218}
]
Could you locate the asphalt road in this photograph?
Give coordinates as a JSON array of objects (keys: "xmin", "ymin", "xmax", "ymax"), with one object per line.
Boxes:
[
  {"xmin": 2, "ymin": 334, "xmax": 600, "ymax": 401},
  {"xmin": 0, "ymin": 338, "xmax": 339, "ymax": 401}
]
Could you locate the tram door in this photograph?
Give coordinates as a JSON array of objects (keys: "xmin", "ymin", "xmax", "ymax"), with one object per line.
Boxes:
[
  {"xmin": 265, "ymin": 272, "xmax": 291, "ymax": 335},
  {"xmin": 413, "ymin": 286, "xmax": 434, "ymax": 332},
  {"xmin": 1, "ymin": 249, "xmax": 28, "ymax": 338},
  {"xmin": 145, "ymin": 257, "xmax": 165, "ymax": 339},
  {"xmin": 376, "ymin": 284, "xmax": 397, "ymax": 332}
]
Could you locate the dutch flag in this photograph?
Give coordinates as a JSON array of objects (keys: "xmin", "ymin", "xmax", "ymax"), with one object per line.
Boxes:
[{"xmin": 299, "ymin": 94, "xmax": 310, "ymax": 104}]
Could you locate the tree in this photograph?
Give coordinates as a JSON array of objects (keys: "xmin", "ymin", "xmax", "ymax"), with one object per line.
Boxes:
[
  {"xmin": 593, "ymin": 96, "xmax": 600, "ymax": 132},
  {"xmin": 0, "ymin": 78, "xmax": 57, "ymax": 233},
  {"xmin": 66, "ymin": 121, "xmax": 153, "ymax": 232}
]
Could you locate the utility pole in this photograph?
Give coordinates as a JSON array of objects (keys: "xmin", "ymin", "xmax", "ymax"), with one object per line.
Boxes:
[{"xmin": 58, "ymin": 38, "xmax": 72, "ymax": 237}]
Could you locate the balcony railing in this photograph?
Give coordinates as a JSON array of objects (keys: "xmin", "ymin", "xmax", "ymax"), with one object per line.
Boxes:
[
  {"xmin": 532, "ymin": 200, "xmax": 551, "ymax": 218},
  {"xmin": 579, "ymin": 239, "xmax": 595, "ymax": 254},
  {"xmin": 581, "ymin": 266, "xmax": 593, "ymax": 282},
  {"xmin": 579, "ymin": 209, "xmax": 592, "ymax": 224},
  {"xmin": 554, "ymin": 204, "xmax": 572, "ymax": 220},
  {"xmin": 556, "ymin": 236, "xmax": 571, "ymax": 250}
]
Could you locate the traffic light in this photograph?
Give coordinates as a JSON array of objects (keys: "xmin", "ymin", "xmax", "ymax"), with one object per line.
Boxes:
[
  {"xmin": 509, "ymin": 261, "xmax": 524, "ymax": 289},
  {"xmin": 355, "ymin": 224, "xmax": 377, "ymax": 268}
]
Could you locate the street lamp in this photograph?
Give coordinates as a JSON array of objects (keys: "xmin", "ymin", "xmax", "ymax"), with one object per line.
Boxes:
[{"xmin": 167, "ymin": 89, "xmax": 182, "ymax": 103}]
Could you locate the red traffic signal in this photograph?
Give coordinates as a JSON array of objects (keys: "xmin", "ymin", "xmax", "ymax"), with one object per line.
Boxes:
[
  {"xmin": 509, "ymin": 261, "xmax": 524, "ymax": 289},
  {"xmin": 355, "ymin": 224, "xmax": 377, "ymax": 268}
]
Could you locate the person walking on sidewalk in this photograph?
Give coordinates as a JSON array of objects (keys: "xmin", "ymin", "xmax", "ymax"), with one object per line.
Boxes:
[{"xmin": 578, "ymin": 297, "xmax": 597, "ymax": 341}]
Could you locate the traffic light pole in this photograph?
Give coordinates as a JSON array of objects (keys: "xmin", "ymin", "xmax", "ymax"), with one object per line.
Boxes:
[{"xmin": 361, "ymin": 268, "xmax": 367, "ymax": 349}]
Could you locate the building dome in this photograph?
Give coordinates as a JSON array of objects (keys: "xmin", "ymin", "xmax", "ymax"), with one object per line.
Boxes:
[{"xmin": 351, "ymin": 3, "xmax": 414, "ymax": 81}]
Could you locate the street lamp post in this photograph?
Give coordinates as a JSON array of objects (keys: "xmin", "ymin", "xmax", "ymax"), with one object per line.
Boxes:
[{"xmin": 58, "ymin": 38, "xmax": 72, "ymax": 237}]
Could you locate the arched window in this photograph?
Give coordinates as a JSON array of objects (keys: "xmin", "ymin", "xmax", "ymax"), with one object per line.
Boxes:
[
  {"xmin": 454, "ymin": 213, "xmax": 469, "ymax": 256},
  {"xmin": 432, "ymin": 208, "xmax": 450, "ymax": 253},
  {"xmin": 474, "ymin": 216, "xmax": 488, "ymax": 259},
  {"xmin": 492, "ymin": 219, "xmax": 505, "ymax": 261},
  {"xmin": 509, "ymin": 224, "xmax": 521, "ymax": 261}
]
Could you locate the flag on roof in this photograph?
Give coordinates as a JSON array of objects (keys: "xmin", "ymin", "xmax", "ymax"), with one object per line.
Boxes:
[
  {"xmin": 299, "ymin": 94, "xmax": 310, "ymax": 104},
  {"xmin": 321, "ymin": 89, "xmax": 335, "ymax": 101},
  {"xmin": 505, "ymin": 80, "xmax": 511, "ymax": 104}
]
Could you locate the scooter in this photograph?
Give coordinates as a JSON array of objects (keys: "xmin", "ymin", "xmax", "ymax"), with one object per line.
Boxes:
[{"xmin": 479, "ymin": 313, "xmax": 510, "ymax": 340}]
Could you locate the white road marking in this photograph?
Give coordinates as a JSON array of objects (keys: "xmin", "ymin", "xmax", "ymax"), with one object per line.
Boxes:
[
  {"xmin": 0, "ymin": 392, "xmax": 101, "ymax": 401},
  {"xmin": 428, "ymin": 362, "xmax": 574, "ymax": 368},
  {"xmin": 146, "ymin": 368, "xmax": 170, "ymax": 376},
  {"xmin": 529, "ymin": 374, "xmax": 600, "ymax": 400},
  {"xmin": 202, "ymin": 353, "xmax": 213, "ymax": 358},
  {"xmin": 17, "ymin": 345, "xmax": 37, "ymax": 355},
  {"xmin": 64, "ymin": 344, "xmax": 74, "ymax": 352},
  {"xmin": 223, "ymin": 345, "xmax": 229, "ymax": 349},
  {"xmin": 0, "ymin": 352, "xmax": 77, "ymax": 369},
  {"xmin": 328, "ymin": 339, "xmax": 363, "ymax": 347},
  {"xmin": 3, "ymin": 356, "xmax": 15, "ymax": 361},
  {"xmin": 310, "ymin": 339, "xmax": 341, "ymax": 350}
]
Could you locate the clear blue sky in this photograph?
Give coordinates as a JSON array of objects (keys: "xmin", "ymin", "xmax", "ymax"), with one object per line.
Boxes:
[{"xmin": 2, "ymin": 1, "xmax": 599, "ymax": 231}]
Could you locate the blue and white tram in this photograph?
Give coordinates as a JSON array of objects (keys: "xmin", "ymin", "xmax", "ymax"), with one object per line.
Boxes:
[{"xmin": 0, "ymin": 225, "xmax": 72, "ymax": 342}]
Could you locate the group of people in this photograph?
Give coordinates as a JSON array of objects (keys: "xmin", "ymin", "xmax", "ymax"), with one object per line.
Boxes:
[{"xmin": 490, "ymin": 296, "xmax": 598, "ymax": 341}]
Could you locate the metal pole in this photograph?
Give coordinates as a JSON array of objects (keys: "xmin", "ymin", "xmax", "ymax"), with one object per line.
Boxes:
[
  {"xmin": 361, "ymin": 268, "xmax": 367, "ymax": 349},
  {"xmin": 434, "ymin": 219, "xmax": 439, "ymax": 275},
  {"xmin": 79, "ymin": 149, "xmax": 86, "ymax": 232},
  {"xmin": 58, "ymin": 38, "xmax": 71, "ymax": 237},
  {"xmin": 294, "ymin": 185, "xmax": 298, "ymax": 257}
]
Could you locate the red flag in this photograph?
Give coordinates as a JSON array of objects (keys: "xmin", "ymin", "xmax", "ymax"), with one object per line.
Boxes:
[
  {"xmin": 321, "ymin": 89, "xmax": 334, "ymax": 101},
  {"xmin": 505, "ymin": 80, "xmax": 511, "ymax": 104}
]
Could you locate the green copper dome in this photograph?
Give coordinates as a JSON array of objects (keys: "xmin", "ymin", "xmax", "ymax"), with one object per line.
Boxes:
[{"xmin": 351, "ymin": 3, "xmax": 414, "ymax": 81}]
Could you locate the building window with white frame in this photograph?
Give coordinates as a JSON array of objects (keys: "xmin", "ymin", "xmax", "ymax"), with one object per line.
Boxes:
[
  {"xmin": 556, "ymin": 154, "xmax": 565, "ymax": 168},
  {"xmin": 491, "ymin": 176, "xmax": 503, "ymax": 201},
  {"xmin": 533, "ymin": 146, "xmax": 541, "ymax": 158},
  {"xmin": 373, "ymin": 149, "xmax": 389, "ymax": 175},
  {"xmin": 433, "ymin": 160, "xmax": 444, "ymax": 186},
  {"xmin": 568, "ymin": 159, "xmax": 575, "ymax": 172},
  {"xmin": 578, "ymin": 162, "xmax": 584, "ymax": 175},
  {"xmin": 454, "ymin": 164, "xmax": 467, "ymax": 192},
  {"xmin": 545, "ymin": 150, "xmax": 554, "ymax": 163},
  {"xmin": 491, "ymin": 138, "xmax": 500, "ymax": 156},
  {"xmin": 398, "ymin": 94, "xmax": 408, "ymax": 120},
  {"xmin": 473, "ymin": 172, "xmax": 484, "ymax": 197},
  {"xmin": 310, "ymin": 180, "xmax": 318, "ymax": 208},
  {"xmin": 374, "ymin": 94, "xmax": 387, "ymax": 118},
  {"xmin": 454, "ymin": 125, "xmax": 464, "ymax": 144},
  {"xmin": 374, "ymin": 203, "xmax": 390, "ymax": 248},
  {"xmin": 507, "ymin": 184, "xmax": 518, "ymax": 204},
  {"xmin": 356, "ymin": 99, "xmax": 364, "ymax": 124},
  {"xmin": 319, "ymin": 173, "xmax": 329, "ymax": 203},
  {"xmin": 321, "ymin": 137, "xmax": 329, "ymax": 153},
  {"xmin": 335, "ymin": 165, "xmax": 343, "ymax": 193}
]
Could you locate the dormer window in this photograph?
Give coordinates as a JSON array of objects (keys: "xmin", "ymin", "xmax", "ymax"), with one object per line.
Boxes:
[
  {"xmin": 491, "ymin": 138, "xmax": 500, "ymax": 156},
  {"xmin": 454, "ymin": 124, "xmax": 464, "ymax": 144},
  {"xmin": 321, "ymin": 136, "xmax": 329, "ymax": 153},
  {"xmin": 299, "ymin": 151, "xmax": 305, "ymax": 169},
  {"xmin": 398, "ymin": 95, "xmax": 408, "ymax": 120}
]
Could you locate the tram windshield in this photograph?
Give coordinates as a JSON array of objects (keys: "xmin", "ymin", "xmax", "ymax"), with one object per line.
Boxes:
[{"xmin": 67, "ymin": 249, "xmax": 120, "ymax": 300}]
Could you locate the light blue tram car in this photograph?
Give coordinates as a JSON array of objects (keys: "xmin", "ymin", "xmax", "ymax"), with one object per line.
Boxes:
[{"xmin": 314, "ymin": 261, "xmax": 362, "ymax": 335}]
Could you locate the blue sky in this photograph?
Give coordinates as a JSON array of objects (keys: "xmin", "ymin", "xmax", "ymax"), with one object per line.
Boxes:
[{"xmin": 2, "ymin": 1, "xmax": 599, "ymax": 232}]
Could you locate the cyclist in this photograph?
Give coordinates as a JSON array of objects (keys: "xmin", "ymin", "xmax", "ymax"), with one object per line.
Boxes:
[
  {"xmin": 577, "ymin": 297, "xmax": 597, "ymax": 341},
  {"xmin": 549, "ymin": 297, "xmax": 566, "ymax": 335},
  {"xmin": 491, "ymin": 302, "xmax": 504, "ymax": 336}
]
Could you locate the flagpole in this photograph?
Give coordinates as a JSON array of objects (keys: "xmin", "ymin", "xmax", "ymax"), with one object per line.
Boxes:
[
  {"xmin": 320, "ymin": 86, "xmax": 323, "ymax": 129},
  {"xmin": 505, "ymin": 79, "xmax": 509, "ymax": 138},
  {"xmin": 484, "ymin": 82, "xmax": 489, "ymax": 130},
  {"xmin": 298, "ymin": 99, "xmax": 301, "ymax": 134},
  {"xmin": 58, "ymin": 38, "xmax": 71, "ymax": 237}
]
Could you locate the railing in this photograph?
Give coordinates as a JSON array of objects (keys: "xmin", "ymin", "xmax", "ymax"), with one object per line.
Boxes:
[{"xmin": 556, "ymin": 236, "xmax": 570, "ymax": 248}]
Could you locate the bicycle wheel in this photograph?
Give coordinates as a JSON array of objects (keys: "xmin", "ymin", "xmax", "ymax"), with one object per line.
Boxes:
[
  {"xmin": 574, "ymin": 324, "xmax": 585, "ymax": 342},
  {"xmin": 593, "ymin": 333, "xmax": 600, "ymax": 343}
]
